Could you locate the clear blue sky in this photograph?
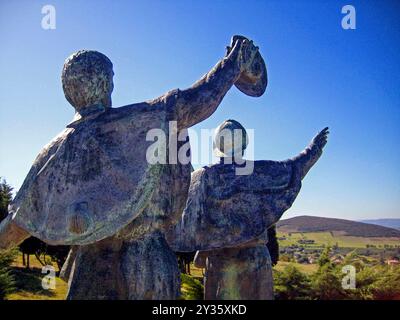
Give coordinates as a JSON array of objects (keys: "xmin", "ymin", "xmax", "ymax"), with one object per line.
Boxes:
[{"xmin": 0, "ymin": 0, "xmax": 399, "ymax": 220}]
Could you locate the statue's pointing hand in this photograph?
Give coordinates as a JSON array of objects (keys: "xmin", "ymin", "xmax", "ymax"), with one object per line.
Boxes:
[
  {"xmin": 312, "ymin": 127, "xmax": 329, "ymax": 150},
  {"xmin": 292, "ymin": 126, "xmax": 329, "ymax": 181}
]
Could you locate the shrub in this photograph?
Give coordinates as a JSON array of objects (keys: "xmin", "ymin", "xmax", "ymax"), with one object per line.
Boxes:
[
  {"xmin": 0, "ymin": 248, "xmax": 18, "ymax": 300},
  {"xmin": 311, "ymin": 264, "xmax": 346, "ymax": 299},
  {"xmin": 371, "ymin": 266, "xmax": 400, "ymax": 300},
  {"xmin": 274, "ymin": 264, "xmax": 312, "ymax": 300},
  {"xmin": 180, "ymin": 273, "xmax": 204, "ymax": 300}
]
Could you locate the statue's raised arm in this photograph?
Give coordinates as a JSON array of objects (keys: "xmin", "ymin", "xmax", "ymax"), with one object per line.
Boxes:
[
  {"xmin": 160, "ymin": 36, "xmax": 266, "ymax": 130},
  {"xmin": 290, "ymin": 127, "xmax": 329, "ymax": 180}
]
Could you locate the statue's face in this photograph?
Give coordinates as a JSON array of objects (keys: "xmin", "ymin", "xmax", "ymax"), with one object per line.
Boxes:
[{"xmin": 62, "ymin": 50, "xmax": 114, "ymax": 112}]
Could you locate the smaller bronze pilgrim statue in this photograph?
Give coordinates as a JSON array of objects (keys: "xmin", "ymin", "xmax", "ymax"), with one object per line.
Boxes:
[{"xmin": 167, "ymin": 120, "xmax": 329, "ymax": 299}]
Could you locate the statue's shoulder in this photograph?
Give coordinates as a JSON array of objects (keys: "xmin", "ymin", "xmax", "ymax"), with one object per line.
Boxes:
[
  {"xmin": 32, "ymin": 127, "xmax": 74, "ymax": 168},
  {"xmin": 101, "ymin": 101, "xmax": 167, "ymax": 123},
  {"xmin": 95, "ymin": 89, "xmax": 181, "ymax": 127},
  {"xmin": 64, "ymin": 102, "xmax": 171, "ymax": 137}
]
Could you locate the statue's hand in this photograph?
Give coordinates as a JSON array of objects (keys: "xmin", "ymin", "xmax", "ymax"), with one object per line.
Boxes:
[
  {"xmin": 239, "ymin": 39, "xmax": 259, "ymax": 74},
  {"xmin": 226, "ymin": 36, "xmax": 259, "ymax": 74},
  {"xmin": 311, "ymin": 127, "xmax": 329, "ymax": 150},
  {"xmin": 293, "ymin": 127, "xmax": 329, "ymax": 180}
]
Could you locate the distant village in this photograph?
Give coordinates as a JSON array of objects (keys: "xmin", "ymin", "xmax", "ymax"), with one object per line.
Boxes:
[{"xmin": 277, "ymin": 234, "xmax": 400, "ymax": 266}]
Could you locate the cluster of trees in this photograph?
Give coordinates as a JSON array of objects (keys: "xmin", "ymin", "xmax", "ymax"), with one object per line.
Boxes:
[
  {"xmin": 274, "ymin": 247, "xmax": 400, "ymax": 300},
  {"xmin": 0, "ymin": 177, "xmax": 12, "ymax": 222},
  {"xmin": 0, "ymin": 178, "xmax": 16, "ymax": 299}
]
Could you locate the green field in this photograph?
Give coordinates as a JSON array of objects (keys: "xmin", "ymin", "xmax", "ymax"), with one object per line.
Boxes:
[
  {"xmin": 6, "ymin": 254, "xmax": 204, "ymax": 300},
  {"xmin": 7, "ymin": 253, "xmax": 67, "ymax": 300},
  {"xmin": 278, "ymin": 231, "xmax": 400, "ymax": 248},
  {"xmin": 274, "ymin": 261, "xmax": 318, "ymax": 274},
  {"xmin": 7, "ymin": 272, "xmax": 68, "ymax": 300}
]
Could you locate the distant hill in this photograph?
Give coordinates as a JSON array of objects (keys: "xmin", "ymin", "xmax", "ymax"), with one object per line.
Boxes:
[
  {"xmin": 359, "ymin": 219, "xmax": 400, "ymax": 230},
  {"xmin": 277, "ymin": 215, "xmax": 400, "ymax": 238}
]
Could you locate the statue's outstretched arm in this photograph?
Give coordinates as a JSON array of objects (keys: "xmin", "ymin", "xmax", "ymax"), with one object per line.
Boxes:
[
  {"xmin": 290, "ymin": 127, "xmax": 329, "ymax": 180},
  {"xmin": 163, "ymin": 38, "xmax": 259, "ymax": 130}
]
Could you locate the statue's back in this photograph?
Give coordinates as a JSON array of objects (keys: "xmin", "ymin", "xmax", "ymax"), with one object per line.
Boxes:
[{"xmin": 10, "ymin": 103, "xmax": 191, "ymax": 245}]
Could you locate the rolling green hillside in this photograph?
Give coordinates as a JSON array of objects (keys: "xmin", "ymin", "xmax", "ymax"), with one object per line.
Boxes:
[
  {"xmin": 277, "ymin": 216, "xmax": 400, "ymax": 237},
  {"xmin": 277, "ymin": 231, "xmax": 400, "ymax": 248}
]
